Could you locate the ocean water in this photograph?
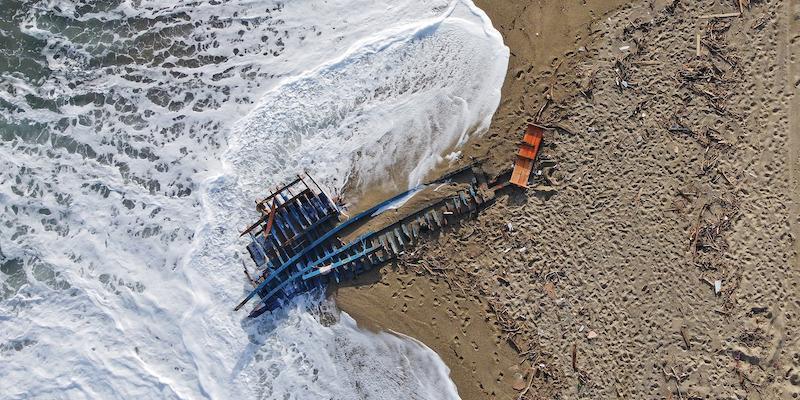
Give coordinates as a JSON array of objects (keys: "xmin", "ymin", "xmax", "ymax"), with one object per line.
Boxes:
[{"xmin": 0, "ymin": 0, "xmax": 508, "ymax": 398}]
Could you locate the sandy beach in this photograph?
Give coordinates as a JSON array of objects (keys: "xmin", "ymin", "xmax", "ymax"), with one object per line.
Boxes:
[{"xmin": 334, "ymin": 0, "xmax": 800, "ymax": 398}]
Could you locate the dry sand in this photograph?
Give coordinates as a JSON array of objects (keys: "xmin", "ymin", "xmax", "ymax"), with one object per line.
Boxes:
[{"xmin": 334, "ymin": 0, "xmax": 800, "ymax": 398}]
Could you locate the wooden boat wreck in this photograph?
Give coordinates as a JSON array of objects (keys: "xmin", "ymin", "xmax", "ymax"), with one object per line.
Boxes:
[
  {"xmin": 234, "ymin": 165, "xmax": 495, "ymax": 318},
  {"xmin": 234, "ymin": 125, "xmax": 544, "ymax": 318}
]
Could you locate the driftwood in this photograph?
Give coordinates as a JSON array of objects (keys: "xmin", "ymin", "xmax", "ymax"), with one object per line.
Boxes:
[
  {"xmin": 695, "ymin": 31, "xmax": 702, "ymax": 56},
  {"xmin": 698, "ymin": 12, "xmax": 740, "ymax": 19},
  {"xmin": 680, "ymin": 327, "xmax": 691, "ymax": 350},
  {"xmin": 571, "ymin": 343, "xmax": 578, "ymax": 371}
]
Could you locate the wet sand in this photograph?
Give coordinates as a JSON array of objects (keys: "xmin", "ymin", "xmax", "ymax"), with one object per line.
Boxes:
[{"xmin": 335, "ymin": 0, "xmax": 800, "ymax": 398}]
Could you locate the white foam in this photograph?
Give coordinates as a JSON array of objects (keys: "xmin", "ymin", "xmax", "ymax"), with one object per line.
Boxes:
[
  {"xmin": 229, "ymin": 294, "xmax": 460, "ymax": 400},
  {"xmin": 230, "ymin": 0, "xmax": 508, "ymax": 195},
  {"xmin": 0, "ymin": 0, "xmax": 508, "ymax": 398}
]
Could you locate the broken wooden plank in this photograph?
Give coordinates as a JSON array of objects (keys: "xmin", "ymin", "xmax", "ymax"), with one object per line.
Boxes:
[
  {"xmin": 510, "ymin": 124, "xmax": 544, "ymax": 188},
  {"xmin": 695, "ymin": 31, "xmax": 702, "ymax": 57},
  {"xmin": 698, "ymin": 12, "xmax": 740, "ymax": 19}
]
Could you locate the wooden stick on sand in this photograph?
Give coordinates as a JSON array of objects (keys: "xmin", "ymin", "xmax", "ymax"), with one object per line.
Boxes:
[
  {"xmin": 698, "ymin": 12, "xmax": 741, "ymax": 19},
  {"xmin": 695, "ymin": 31, "xmax": 702, "ymax": 57}
]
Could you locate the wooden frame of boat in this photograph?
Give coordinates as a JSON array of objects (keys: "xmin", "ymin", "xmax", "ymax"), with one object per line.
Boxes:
[{"xmin": 234, "ymin": 166, "xmax": 494, "ymax": 318}]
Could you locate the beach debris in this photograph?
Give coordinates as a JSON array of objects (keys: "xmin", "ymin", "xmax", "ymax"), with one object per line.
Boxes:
[
  {"xmin": 587, "ymin": 330, "xmax": 598, "ymax": 340},
  {"xmin": 543, "ymin": 282, "xmax": 557, "ymax": 299},
  {"xmin": 507, "ymin": 222, "xmax": 513, "ymax": 232},
  {"xmin": 699, "ymin": 18, "xmax": 739, "ymax": 68},
  {"xmin": 445, "ymin": 151, "xmax": 462, "ymax": 163},
  {"xmin": 512, "ymin": 373, "xmax": 527, "ymax": 391},
  {"xmin": 751, "ymin": 12, "xmax": 772, "ymax": 30},
  {"xmin": 529, "ymin": 184, "xmax": 558, "ymax": 193},
  {"xmin": 688, "ymin": 196, "xmax": 740, "ymax": 262},
  {"xmin": 572, "ymin": 343, "xmax": 578, "ymax": 371},
  {"xmin": 577, "ymin": 66, "xmax": 597, "ymax": 98},
  {"xmin": 698, "ymin": 12, "xmax": 740, "ymax": 19},
  {"xmin": 714, "ymin": 279, "xmax": 722, "ymax": 295},
  {"xmin": 510, "ymin": 124, "xmax": 544, "ymax": 188},
  {"xmin": 516, "ymin": 367, "xmax": 536, "ymax": 398},
  {"xmin": 662, "ymin": 364, "xmax": 694, "ymax": 400},
  {"xmin": 613, "ymin": 60, "xmax": 629, "ymax": 91},
  {"xmin": 695, "ymin": 31, "xmax": 702, "ymax": 56},
  {"xmin": 680, "ymin": 327, "xmax": 691, "ymax": 350}
]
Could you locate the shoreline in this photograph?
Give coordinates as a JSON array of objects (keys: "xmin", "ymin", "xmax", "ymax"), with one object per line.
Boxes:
[
  {"xmin": 335, "ymin": 0, "xmax": 635, "ymax": 398},
  {"xmin": 331, "ymin": 267, "xmax": 521, "ymax": 400}
]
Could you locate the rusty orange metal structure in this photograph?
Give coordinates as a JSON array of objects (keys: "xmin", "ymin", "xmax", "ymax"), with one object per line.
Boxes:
[{"xmin": 509, "ymin": 124, "xmax": 544, "ymax": 188}]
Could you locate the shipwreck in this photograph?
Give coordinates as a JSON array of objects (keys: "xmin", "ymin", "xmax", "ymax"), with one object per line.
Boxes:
[{"xmin": 234, "ymin": 125, "xmax": 545, "ymax": 317}]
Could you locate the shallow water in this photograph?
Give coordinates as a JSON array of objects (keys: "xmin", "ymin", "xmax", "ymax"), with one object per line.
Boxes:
[{"xmin": 0, "ymin": 0, "xmax": 508, "ymax": 398}]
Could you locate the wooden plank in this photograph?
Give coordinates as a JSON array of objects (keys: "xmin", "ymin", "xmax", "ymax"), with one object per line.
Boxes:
[
  {"xmin": 379, "ymin": 235, "xmax": 390, "ymax": 255},
  {"xmin": 240, "ymin": 188, "xmax": 312, "ymax": 236},
  {"xmin": 387, "ymin": 233, "xmax": 400, "ymax": 254},
  {"xmin": 411, "ymin": 221, "xmax": 420, "ymax": 239},
  {"xmin": 510, "ymin": 157, "xmax": 534, "ymax": 188},
  {"xmin": 288, "ymin": 196, "xmax": 314, "ymax": 226},
  {"xmin": 302, "ymin": 245, "xmax": 382, "ymax": 280},
  {"xmin": 304, "ymin": 171, "xmax": 340, "ymax": 213},
  {"xmin": 394, "ymin": 228, "xmax": 406, "ymax": 248},
  {"xmin": 401, "ymin": 224, "xmax": 413, "ymax": 244},
  {"xmin": 424, "ymin": 212, "xmax": 434, "ymax": 229},
  {"xmin": 281, "ymin": 212, "xmax": 336, "ymax": 247},
  {"xmin": 523, "ymin": 124, "xmax": 544, "ymax": 148},
  {"xmin": 510, "ymin": 124, "xmax": 544, "ymax": 188},
  {"xmin": 698, "ymin": 12, "xmax": 740, "ymax": 19},
  {"xmin": 696, "ymin": 31, "xmax": 702, "ymax": 57},
  {"xmin": 518, "ymin": 144, "xmax": 538, "ymax": 159},
  {"xmin": 431, "ymin": 210, "xmax": 442, "ymax": 227}
]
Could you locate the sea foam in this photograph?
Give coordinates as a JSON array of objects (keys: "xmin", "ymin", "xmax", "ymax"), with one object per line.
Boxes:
[{"xmin": 0, "ymin": 0, "xmax": 508, "ymax": 398}]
